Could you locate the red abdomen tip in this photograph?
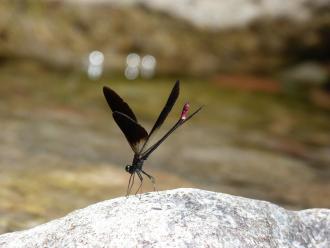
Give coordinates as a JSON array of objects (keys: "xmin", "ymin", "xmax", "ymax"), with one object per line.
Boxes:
[{"xmin": 180, "ymin": 103, "xmax": 190, "ymax": 120}]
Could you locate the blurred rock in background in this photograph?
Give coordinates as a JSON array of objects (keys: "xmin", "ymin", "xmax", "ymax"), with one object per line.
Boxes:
[{"xmin": 0, "ymin": 0, "xmax": 329, "ymax": 76}]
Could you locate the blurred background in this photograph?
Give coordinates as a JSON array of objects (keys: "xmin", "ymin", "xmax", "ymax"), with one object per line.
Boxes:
[{"xmin": 0, "ymin": 0, "xmax": 329, "ymax": 233}]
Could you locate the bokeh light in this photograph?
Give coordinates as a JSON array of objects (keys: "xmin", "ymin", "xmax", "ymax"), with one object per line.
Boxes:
[
  {"xmin": 125, "ymin": 53, "xmax": 156, "ymax": 79},
  {"xmin": 124, "ymin": 66, "xmax": 139, "ymax": 80},
  {"xmin": 126, "ymin": 53, "xmax": 141, "ymax": 68},
  {"xmin": 87, "ymin": 50, "xmax": 104, "ymax": 80},
  {"xmin": 141, "ymin": 55, "xmax": 156, "ymax": 78}
]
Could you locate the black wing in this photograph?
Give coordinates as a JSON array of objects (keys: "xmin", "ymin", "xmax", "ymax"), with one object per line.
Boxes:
[
  {"xmin": 113, "ymin": 111, "xmax": 148, "ymax": 154},
  {"xmin": 140, "ymin": 80, "xmax": 180, "ymax": 153},
  {"xmin": 103, "ymin": 86, "xmax": 137, "ymax": 122}
]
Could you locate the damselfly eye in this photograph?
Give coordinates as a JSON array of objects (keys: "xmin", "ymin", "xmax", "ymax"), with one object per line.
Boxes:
[{"xmin": 125, "ymin": 165, "xmax": 131, "ymax": 173}]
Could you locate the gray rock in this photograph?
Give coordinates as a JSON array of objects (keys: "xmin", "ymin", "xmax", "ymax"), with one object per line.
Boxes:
[{"xmin": 0, "ymin": 188, "xmax": 329, "ymax": 248}]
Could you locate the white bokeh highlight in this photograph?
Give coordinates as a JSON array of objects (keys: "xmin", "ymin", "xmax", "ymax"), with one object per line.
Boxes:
[
  {"xmin": 125, "ymin": 53, "xmax": 157, "ymax": 80},
  {"xmin": 87, "ymin": 50, "xmax": 104, "ymax": 80}
]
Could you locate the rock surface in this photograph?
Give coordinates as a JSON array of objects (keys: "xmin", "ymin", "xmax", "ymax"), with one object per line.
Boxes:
[{"xmin": 0, "ymin": 188, "xmax": 329, "ymax": 248}]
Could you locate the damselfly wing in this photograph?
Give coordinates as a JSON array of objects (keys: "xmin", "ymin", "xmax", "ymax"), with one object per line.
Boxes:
[{"xmin": 103, "ymin": 80, "xmax": 202, "ymax": 195}]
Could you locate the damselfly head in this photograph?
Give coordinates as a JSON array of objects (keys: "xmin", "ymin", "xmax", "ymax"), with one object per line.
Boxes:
[
  {"xmin": 180, "ymin": 103, "xmax": 190, "ymax": 120},
  {"xmin": 125, "ymin": 165, "xmax": 134, "ymax": 174}
]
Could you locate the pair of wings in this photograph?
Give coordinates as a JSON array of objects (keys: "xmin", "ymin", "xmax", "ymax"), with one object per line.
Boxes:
[{"xmin": 103, "ymin": 80, "xmax": 201, "ymax": 159}]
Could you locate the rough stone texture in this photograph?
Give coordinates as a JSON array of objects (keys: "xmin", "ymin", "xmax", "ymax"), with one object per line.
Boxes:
[{"xmin": 0, "ymin": 188, "xmax": 329, "ymax": 248}]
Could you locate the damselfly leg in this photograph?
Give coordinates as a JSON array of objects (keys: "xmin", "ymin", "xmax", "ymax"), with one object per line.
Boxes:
[
  {"xmin": 142, "ymin": 170, "xmax": 157, "ymax": 192},
  {"xmin": 126, "ymin": 173, "xmax": 135, "ymax": 197},
  {"xmin": 135, "ymin": 171, "xmax": 143, "ymax": 196}
]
